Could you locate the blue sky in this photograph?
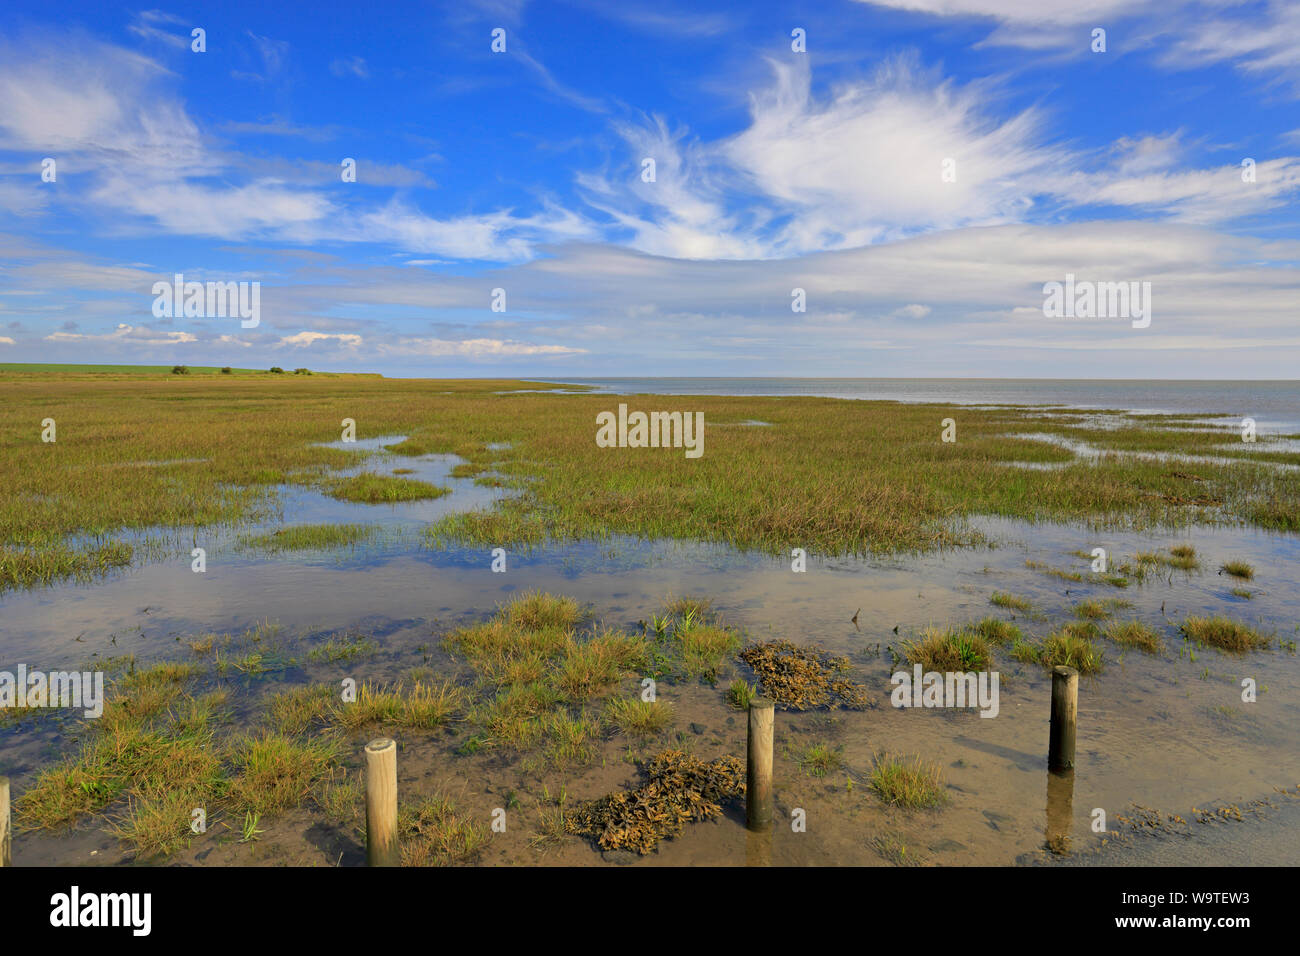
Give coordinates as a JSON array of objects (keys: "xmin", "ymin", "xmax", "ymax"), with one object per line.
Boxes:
[{"xmin": 1, "ymin": 0, "xmax": 1298, "ymax": 377}]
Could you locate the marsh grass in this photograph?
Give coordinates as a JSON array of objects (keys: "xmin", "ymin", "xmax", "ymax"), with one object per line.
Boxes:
[
  {"xmin": 672, "ymin": 622, "xmax": 740, "ymax": 678},
  {"xmin": 473, "ymin": 682, "xmax": 561, "ymax": 750},
  {"xmin": 226, "ymin": 732, "xmax": 341, "ymax": 815},
  {"xmin": 239, "ymin": 523, "xmax": 374, "ymax": 552},
  {"xmin": 0, "ymin": 540, "xmax": 134, "ymax": 592},
  {"xmin": 200, "ymin": 621, "xmax": 288, "ymax": 677},
  {"xmin": 990, "ymin": 592, "xmax": 1031, "ymax": 612},
  {"xmin": 726, "ymin": 678, "xmax": 758, "ymax": 709},
  {"xmin": 444, "ymin": 593, "xmax": 733, "ymax": 759},
  {"xmin": 14, "ymin": 654, "xmax": 387, "ymax": 856},
  {"xmin": 1180, "ymin": 616, "xmax": 1270, "ymax": 652},
  {"xmin": 329, "ymin": 472, "xmax": 449, "ymax": 503},
  {"xmin": 541, "ymin": 710, "xmax": 602, "ymax": 768},
  {"xmin": 1009, "ymin": 637, "xmax": 1043, "ymax": 665},
  {"xmin": 267, "ymin": 684, "xmax": 335, "ymax": 735},
  {"xmin": 1104, "ymin": 620, "xmax": 1163, "ymax": 654},
  {"xmin": 7, "ymin": 376, "xmax": 1298, "ymax": 585},
  {"xmin": 186, "ymin": 635, "xmax": 216, "ymax": 655},
  {"xmin": 1025, "ymin": 560, "xmax": 1085, "ymax": 583},
  {"xmin": 1220, "ymin": 560, "xmax": 1255, "ymax": 580},
  {"xmin": 901, "ymin": 627, "xmax": 992, "ymax": 671},
  {"xmin": 665, "ymin": 595, "xmax": 714, "ymax": 620},
  {"xmin": 398, "ymin": 795, "xmax": 491, "ymax": 866},
  {"xmin": 106, "ymin": 662, "xmax": 201, "ymax": 725},
  {"xmin": 17, "ymin": 675, "xmax": 226, "ymax": 831},
  {"xmin": 316, "ymin": 771, "xmax": 364, "ymax": 833},
  {"xmin": 328, "ymin": 681, "xmax": 466, "ymax": 732},
  {"xmin": 555, "ymin": 632, "xmax": 647, "ymax": 701},
  {"xmin": 504, "ymin": 591, "xmax": 583, "ymax": 631},
  {"xmin": 530, "ymin": 801, "xmax": 569, "ymax": 850},
  {"xmin": 868, "ymin": 753, "xmax": 948, "ymax": 809},
  {"xmin": 1129, "ymin": 545, "xmax": 1201, "ymax": 578},
  {"xmin": 110, "ymin": 788, "xmax": 204, "ymax": 859},
  {"xmin": 170, "ymin": 690, "xmax": 230, "ymax": 735},
  {"xmin": 308, "ymin": 631, "xmax": 379, "ymax": 663},
  {"xmin": 384, "ymin": 438, "xmax": 431, "ymax": 456},
  {"xmin": 871, "ymin": 832, "xmax": 923, "ymax": 866},
  {"xmin": 797, "ymin": 742, "xmax": 843, "ymax": 777},
  {"xmin": 1072, "ymin": 598, "xmax": 1134, "ymax": 620},
  {"xmin": 604, "ymin": 697, "xmax": 675, "ymax": 739},
  {"xmin": 1041, "ymin": 627, "xmax": 1105, "ymax": 674},
  {"xmin": 970, "ymin": 617, "xmax": 1022, "ymax": 645},
  {"xmin": 403, "ymin": 681, "xmax": 468, "ymax": 729}
]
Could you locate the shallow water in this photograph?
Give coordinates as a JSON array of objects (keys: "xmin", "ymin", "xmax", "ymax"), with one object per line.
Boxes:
[
  {"xmin": 549, "ymin": 378, "xmax": 1300, "ymax": 433},
  {"xmin": 2, "ymin": 438, "xmax": 1298, "ymax": 867}
]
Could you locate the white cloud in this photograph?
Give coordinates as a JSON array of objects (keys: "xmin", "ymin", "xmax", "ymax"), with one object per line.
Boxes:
[
  {"xmin": 378, "ymin": 337, "xmax": 587, "ymax": 357},
  {"xmin": 329, "ymin": 56, "xmax": 369, "ymax": 79},
  {"xmin": 581, "ymin": 55, "xmax": 1298, "ymax": 259},
  {"xmin": 342, "ymin": 200, "xmax": 599, "ymax": 261},
  {"xmin": 856, "ymin": 1, "xmax": 1300, "ymax": 92},
  {"xmin": 0, "ymin": 33, "xmax": 596, "ymax": 261},
  {"xmin": 1158, "ymin": 2, "xmax": 1300, "ymax": 89},
  {"xmin": 0, "ymin": 33, "xmax": 205, "ymax": 171},
  {"xmin": 44, "ymin": 323, "xmax": 197, "ymax": 345},
  {"xmin": 280, "ymin": 331, "xmax": 363, "ymax": 348},
  {"xmin": 127, "ymin": 10, "xmax": 192, "ymax": 50},
  {"xmin": 723, "ymin": 55, "xmax": 1062, "ymax": 248}
]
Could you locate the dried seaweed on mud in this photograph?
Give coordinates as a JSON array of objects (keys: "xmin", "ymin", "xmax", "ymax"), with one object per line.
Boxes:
[
  {"xmin": 738, "ymin": 639, "xmax": 869, "ymax": 710},
  {"xmin": 565, "ymin": 750, "xmax": 745, "ymax": 855}
]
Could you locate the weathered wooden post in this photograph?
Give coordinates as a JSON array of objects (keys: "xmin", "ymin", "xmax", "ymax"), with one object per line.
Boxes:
[
  {"xmin": 364, "ymin": 738, "xmax": 399, "ymax": 867},
  {"xmin": 746, "ymin": 698, "xmax": 774, "ymax": 831},
  {"xmin": 1, "ymin": 776, "xmax": 11, "ymax": 867},
  {"xmin": 1045, "ymin": 767, "xmax": 1075, "ymax": 855},
  {"xmin": 1049, "ymin": 666, "xmax": 1078, "ymax": 772}
]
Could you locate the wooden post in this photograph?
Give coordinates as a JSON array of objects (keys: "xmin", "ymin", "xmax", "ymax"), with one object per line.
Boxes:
[
  {"xmin": 1, "ymin": 776, "xmax": 10, "ymax": 867},
  {"xmin": 1045, "ymin": 768, "xmax": 1075, "ymax": 855},
  {"xmin": 746, "ymin": 698, "xmax": 774, "ymax": 831},
  {"xmin": 364, "ymin": 738, "xmax": 399, "ymax": 867},
  {"xmin": 1049, "ymin": 666, "xmax": 1078, "ymax": 772}
]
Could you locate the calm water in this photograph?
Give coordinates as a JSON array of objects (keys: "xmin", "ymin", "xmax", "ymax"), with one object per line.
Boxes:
[{"xmin": 548, "ymin": 378, "xmax": 1300, "ymax": 433}]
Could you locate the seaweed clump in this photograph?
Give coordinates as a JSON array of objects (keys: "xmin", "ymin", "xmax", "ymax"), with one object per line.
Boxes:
[
  {"xmin": 565, "ymin": 750, "xmax": 745, "ymax": 854},
  {"xmin": 738, "ymin": 640, "xmax": 869, "ymax": 710}
]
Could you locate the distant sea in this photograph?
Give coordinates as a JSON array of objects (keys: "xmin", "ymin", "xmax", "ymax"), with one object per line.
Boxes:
[{"xmin": 546, "ymin": 378, "xmax": 1300, "ymax": 433}]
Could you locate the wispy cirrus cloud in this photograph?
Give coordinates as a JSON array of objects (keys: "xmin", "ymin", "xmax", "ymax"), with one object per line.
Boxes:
[
  {"xmin": 855, "ymin": 0, "xmax": 1300, "ymax": 92},
  {"xmin": 0, "ymin": 32, "xmax": 596, "ymax": 260},
  {"xmin": 580, "ymin": 55, "xmax": 1300, "ymax": 258}
]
